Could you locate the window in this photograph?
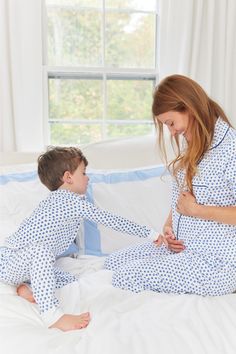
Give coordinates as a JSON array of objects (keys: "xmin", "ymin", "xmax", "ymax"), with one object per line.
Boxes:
[{"xmin": 43, "ymin": 0, "xmax": 159, "ymax": 145}]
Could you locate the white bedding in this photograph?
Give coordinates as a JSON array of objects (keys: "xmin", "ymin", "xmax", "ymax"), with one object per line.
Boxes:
[
  {"xmin": 1, "ymin": 137, "xmax": 236, "ymax": 354},
  {"xmin": 1, "ymin": 255, "xmax": 236, "ymax": 354}
]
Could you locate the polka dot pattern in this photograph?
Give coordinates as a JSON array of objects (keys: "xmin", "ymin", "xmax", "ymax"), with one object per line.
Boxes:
[
  {"xmin": 0, "ymin": 189, "xmax": 155, "ymax": 315},
  {"xmin": 105, "ymin": 118, "xmax": 236, "ymax": 296}
]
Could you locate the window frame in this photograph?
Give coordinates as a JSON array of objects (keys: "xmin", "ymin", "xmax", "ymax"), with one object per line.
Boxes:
[{"xmin": 42, "ymin": 0, "xmax": 160, "ymax": 145}]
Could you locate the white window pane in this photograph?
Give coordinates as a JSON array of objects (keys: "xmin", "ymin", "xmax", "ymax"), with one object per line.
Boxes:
[
  {"xmin": 107, "ymin": 124, "xmax": 152, "ymax": 139},
  {"xmin": 107, "ymin": 79, "xmax": 154, "ymax": 120},
  {"xmin": 47, "ymin": 8, "xmax": 102, "ymax": 66},
  {"xmin": 49, "ymin": 78, "xmax": 103, "ymax": 119},
  {"xmin": 106, "ymin": 0, "xmax": 156, "ymax": 11},
  {"xmin": 45, "ymin": 0, "xmax": 158, "ymax": 144},
  {"xmin": 46, "ymin": 0, "xmax": 102, "ymax": 7},
  {"xmin": 105, "ymin": 13, "xmax": 155, "ymax": 68},
  {"xmin": 50, "ymin": 124, "xmax": 103, "ymax": 145}
]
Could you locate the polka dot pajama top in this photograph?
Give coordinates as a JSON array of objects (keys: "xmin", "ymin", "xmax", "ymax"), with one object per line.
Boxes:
[
  {"xmin": 104, "ymin": 118, "xmax": 236, "ymax": 296},
  {"xmin": 0, "ymin": 190, "xmax": 157, "ymax": 326}
]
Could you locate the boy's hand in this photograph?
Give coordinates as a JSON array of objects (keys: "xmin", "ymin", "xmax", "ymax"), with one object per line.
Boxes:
[
  {"xmin": 163, "ymin": 225, "xmax": 175, "ymax": 238},
  {"xmin": 154, "ymin": 234, "xmax": 168, "ymax": 248}
]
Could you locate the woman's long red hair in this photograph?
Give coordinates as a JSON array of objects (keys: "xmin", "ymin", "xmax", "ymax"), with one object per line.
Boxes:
[{"xmin": 152, "ymin": 74, "xmax": 231, "ymax": 192}]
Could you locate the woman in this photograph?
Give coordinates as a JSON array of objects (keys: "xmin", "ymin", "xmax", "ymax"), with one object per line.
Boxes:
[{"xmin": 104, "ymin": 74, "xmax": 236, "ymax": 296}]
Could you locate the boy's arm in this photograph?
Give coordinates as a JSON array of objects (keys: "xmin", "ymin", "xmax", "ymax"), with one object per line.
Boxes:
[{"xmin": 77, "ymin": 198, "xmax": 160, "ymax": 241}]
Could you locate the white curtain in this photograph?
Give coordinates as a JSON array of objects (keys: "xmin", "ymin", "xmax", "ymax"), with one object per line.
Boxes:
[
  {"xmin": 0, "ymin": 0, "xmax": 44, "ymax": 152},
  {"xmin": 1, "ymin": 0, "xmax": 236, "ymax": 152},
  {"xmin": 159, "ymin": 0, "xmax": 236, "ymax": 124}
]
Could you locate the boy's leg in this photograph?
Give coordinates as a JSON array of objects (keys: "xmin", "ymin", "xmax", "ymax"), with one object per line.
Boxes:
[
  {"xmin": 28, "ymin": 244, "xmax": 90, "ymax": 329},
  {"xmin": 3, "ymin": 245, "xmax": 90, "ymax": 330},
  {"xmin": 28, "ymin": 244, "xmax": 59, "ymax": 316},
  {"xmin": 104, "ymin": 241, "xmax": 171, "ymax": 271},
  {"xmin": 54, "ymin": 266, "xmax": 77, "ymax": 288},
  {"xmin": 17, "ymin": 283, "xmax": 35, "ymax": 303},
  {"xmin": 49, "ymin": 313, "xmax": 90, "ymax": 331}
]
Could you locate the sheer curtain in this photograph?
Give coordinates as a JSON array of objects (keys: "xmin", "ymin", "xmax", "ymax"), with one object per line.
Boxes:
[
  {"xmin": 0, "ymin": 0, "xmax": 44, "ymax": 152},
  {"xmin": 159, "ymin": 0, "xmax": 236, "ymax": 124}
]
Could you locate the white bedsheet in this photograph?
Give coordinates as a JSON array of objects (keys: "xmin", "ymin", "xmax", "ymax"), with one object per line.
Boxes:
[{"xmin": 0, "ymin": 256, "xmax": 235, "ymax": 354}]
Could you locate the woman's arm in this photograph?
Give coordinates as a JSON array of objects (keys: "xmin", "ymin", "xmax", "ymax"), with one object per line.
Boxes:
[
  {"xmin": 163, "ymin": 210, "xmax": 172, "ymax": 231},
  {"xmin": 177, "ymin": 191, "xmax": 236, "ymax": 225}
]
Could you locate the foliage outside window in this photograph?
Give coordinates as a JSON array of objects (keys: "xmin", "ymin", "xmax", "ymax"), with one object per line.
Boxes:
[{"xmin": 44, "ymin": 0, "xmax": 159, "ymax": 145}]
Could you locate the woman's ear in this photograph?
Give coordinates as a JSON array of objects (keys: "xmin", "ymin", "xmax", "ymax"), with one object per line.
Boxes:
[{"xmin": 62, "ymin": 171, "xmax": 73, "ymax": 184}]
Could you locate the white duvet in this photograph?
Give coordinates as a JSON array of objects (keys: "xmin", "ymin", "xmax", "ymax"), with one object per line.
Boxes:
[{"xmin": 0, "ymin": 255, "xmax": 236, "ymax": 354}]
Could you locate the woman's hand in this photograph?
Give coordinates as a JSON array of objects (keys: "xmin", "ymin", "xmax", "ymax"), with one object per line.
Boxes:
[
  {"xmin": 163, "ymin": 225, "xmax": 185, "ymax": 253},
  {"xmin": 176, "ymin": 191, "xmax": 236, "ymax": 225},
  {"xmin": 176, "ymin": 191, "xmax": 198, "ymax": 216}
]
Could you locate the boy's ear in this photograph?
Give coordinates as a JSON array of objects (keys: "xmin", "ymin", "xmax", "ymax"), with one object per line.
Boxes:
[{"xmin": 62, "ymin": 171, "xmax": 73, "ymax": 184}]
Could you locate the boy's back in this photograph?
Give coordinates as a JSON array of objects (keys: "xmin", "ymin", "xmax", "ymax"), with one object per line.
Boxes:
[{"xmin": 5, "ymin": 190, "xmax": 81, "ymax": 256}]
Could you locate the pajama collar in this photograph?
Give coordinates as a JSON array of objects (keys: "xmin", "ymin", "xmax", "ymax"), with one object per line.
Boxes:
[{"xmin": 210, "ymin": 117, "xmax": 230, "ymax": 150}]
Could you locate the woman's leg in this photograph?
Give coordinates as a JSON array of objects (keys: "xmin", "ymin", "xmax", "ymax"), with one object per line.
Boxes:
[
  {"xmin": 111, "ymin": 251, "xmax": 228, "ymax": 295},
  {"xmin": 104, "ymin": 241, "xmax": 171, "ymax": 271}
]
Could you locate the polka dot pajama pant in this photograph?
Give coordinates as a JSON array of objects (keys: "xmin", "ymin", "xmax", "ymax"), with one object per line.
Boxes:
[
  {"xmin": 0, "ymin": 244, "xmax": 76, "ymax": 315},
  {"xmin": 104, "ymin": 242, "xmax": 236, "ymax": 296}
]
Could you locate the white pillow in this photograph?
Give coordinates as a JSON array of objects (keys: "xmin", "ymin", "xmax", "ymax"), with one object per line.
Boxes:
[
  {"xmin": 0, "ymin": 164, "xmax": 48, "ymax": 246},
  {"xmin": 80, "ymin": 165, "xmax": 172, "ymax": 256}
]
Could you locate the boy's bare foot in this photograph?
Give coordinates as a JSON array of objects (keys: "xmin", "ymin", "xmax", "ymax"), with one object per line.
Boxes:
[
  {"xmin": 50, "ymin": 313, "xmax": 90, "ymax": 331},
  {"xmin": 17, "ymin": 283, "xmax": 35, "ymax": 303},
  {"xmin": 17, "ymin": 284, "xmax": 90, "ymax": 331}
]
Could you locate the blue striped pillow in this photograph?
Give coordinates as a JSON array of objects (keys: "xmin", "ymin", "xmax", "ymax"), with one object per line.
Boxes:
[{"xmin": 82, "ymin": 166, "xmax": 171, "ymax": 256}]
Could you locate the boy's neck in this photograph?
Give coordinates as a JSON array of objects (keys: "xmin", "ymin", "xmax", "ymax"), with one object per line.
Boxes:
[
  {"xmin": 58, "ymin": 184, "xmax": 75, "ymax": 193},
  {"xmin": 58, "ymin": 184, "xmax": 83, "ymax": 196}
]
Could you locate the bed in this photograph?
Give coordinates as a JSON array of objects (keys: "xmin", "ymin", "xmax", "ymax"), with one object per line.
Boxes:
[{"xmin": 0, "ymin": 135, "xmax": 236, "ymax": 354}]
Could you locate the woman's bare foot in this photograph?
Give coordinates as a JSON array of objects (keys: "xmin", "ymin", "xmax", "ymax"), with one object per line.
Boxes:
[
  {"xmin": 50, "ymin": 313, "xmax": 90, "ymax": 331},
  {"xmin": 17, "ymin": 283, "xmax": 35, "ymax": 303}
]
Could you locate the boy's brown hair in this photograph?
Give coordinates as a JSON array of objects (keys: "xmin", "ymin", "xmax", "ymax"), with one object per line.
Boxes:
[{"xmin": 38, "ymin": 146, "xmax": 88, "ymax": 191}]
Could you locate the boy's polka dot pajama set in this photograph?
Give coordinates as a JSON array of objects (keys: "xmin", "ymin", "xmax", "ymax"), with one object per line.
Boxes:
[
  {"xmin": 104, "ymin": 118, "xmax": 236, "ymax": 296},
  {"xmin": 0, "ymin": 190, "xmax": 157, "ymax": 326}
]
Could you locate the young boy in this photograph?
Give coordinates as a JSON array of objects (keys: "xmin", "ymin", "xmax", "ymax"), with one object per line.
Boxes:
[{"xmin": 0, "ymin": 147, "xmax": 164, "ymax": 332}]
